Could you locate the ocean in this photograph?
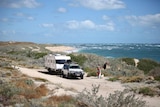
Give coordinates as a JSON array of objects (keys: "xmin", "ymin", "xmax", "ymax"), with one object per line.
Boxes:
[{"xmin": 68, "ymin": 43, "xmax": 160, "ymax": 62}]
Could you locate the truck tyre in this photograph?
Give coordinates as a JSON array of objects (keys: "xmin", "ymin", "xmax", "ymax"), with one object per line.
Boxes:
[
  {"xmin": 48, "ymin": 68, "xmax": 51, "ymax": 73},
  {"xmin": 81, "ymin": 75, "xmax": 84, "ymax": 79},
  {"xmin": 62, "ymin": 74, "xmax": 65, "ymax": 78},
  {"xmin": 67, "ymin": 73, "xmax": 70, "ymax": 79},
  {"xmin": 62, "ymin": 71, "xmax": 65, "ymax": 78}
]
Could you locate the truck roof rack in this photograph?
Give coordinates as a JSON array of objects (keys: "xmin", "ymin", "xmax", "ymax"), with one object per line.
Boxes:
[{"xmin": 55, "ymin": 54, "xmax": 61, "ymax": 56}]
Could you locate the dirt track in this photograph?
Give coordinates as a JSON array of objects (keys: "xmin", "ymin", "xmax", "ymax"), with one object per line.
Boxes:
[
  {"xmin": 18, "ymin": 67, "xmax": 160, "ymax": 107},
  {"xmin": 18, "ymin": 67, "xmax": 124, "ymax": 95}
]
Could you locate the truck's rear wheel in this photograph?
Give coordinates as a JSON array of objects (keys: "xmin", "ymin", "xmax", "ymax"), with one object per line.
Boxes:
[
  {"xmin": 81, "ymin": 75, "xmax": 84, "ymax": 79},
  {"xmin": 62, "ymin": 71, "xmax": 65, "ymax": 78},
  {"xmin": 67, "ymin": 73, "xmax": 70, "ymax": 79}
]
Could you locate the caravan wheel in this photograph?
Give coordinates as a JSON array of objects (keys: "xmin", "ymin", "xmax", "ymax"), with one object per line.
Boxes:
[
  {"xmin": 62, "ymin": 71, "xmax": 65, "ymax": 78},
  {"xmin": 48, "ymin": 68, "xmax": 51, "ymax": 72}
]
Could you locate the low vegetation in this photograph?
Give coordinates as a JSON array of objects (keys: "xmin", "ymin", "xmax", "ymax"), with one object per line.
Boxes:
[
  {"xmin": 84, "ymin": 67, "xmax": 97, "ymax": 77},
  {"xmin": 120, "ymin": 76, "xmax": 144, "ymax": 83},
  {"xmin": 132, "ymin": 85, "xmax": 160, "ymax": 97},
  {"xmin": 108, "ymin": 76, "xmax": 119, "ymax": 82},
  {"xmin": 148, "ymin": 67, "xmax": 160, "ymax": 81},
  {"xmin": 69, "ymin": 53, "xmax": 87, "ymax": 66},
  {"xmin": 122, "ymin": 57, "xmax": 135, "ymax": 66},
  {"xmin": 26, "ymin": 50, "xmax": 48, "ymax": 59},
  {"xmin": 77, "ymin": 84, "xmax": 146, "ymax": 107},
  {"xmin": 46, "ymin": 95, "xmax": 75, "ymax": 106},
  {"xmin": 33, "ymin": 77, "xmax": 48, "ymax": 82},
  {"xmin": 0, "ymin": 67, "xmax": 49, "ymax": 106},
  {"xmin": 0, "ymin": 42, "xmax": 51, "ymax": 68},
  {"xmin": 137, "ymin": 59, "xmax": 160, "ymax": 74},
  {"xmin": 138, "ymin": 87, "xmax": 156, "ymax": 97}
]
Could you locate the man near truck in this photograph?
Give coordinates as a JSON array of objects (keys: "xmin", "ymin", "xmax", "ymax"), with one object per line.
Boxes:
[{"xmin": 97, "ymin": 66, "xmax": 101, "ymax": 79}]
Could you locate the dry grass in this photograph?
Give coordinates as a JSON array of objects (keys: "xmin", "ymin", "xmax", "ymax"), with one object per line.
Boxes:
[
  {"xmin": 7, "ymin": 78, "xmax": 49, "ymax": 99},
  {"xmin": 120, "ymin": 76, "xmax": 144, "ymax": 83},
  {"xmin": 20, "ymin": 84, "xmax": 49, "ymax": 99},
  {"xmin": 33, "ymin": 77, "xmax": 48, "ymax": 82},
  {"xmin": 45, "ymin": 95, "xmax": 74, "ymax": 106},
  {"xmin": 35, "ymin": 84, "xmax": 49, "ymax": 96},
  {"xmin": 49, "ymin": 95, "xmax": 72, "ymax": 103}
]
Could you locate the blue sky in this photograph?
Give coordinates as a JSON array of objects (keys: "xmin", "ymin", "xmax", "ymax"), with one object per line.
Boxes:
[{"xmin": 0, "ymin": 0, "xmax": 160, "ymax": 43}]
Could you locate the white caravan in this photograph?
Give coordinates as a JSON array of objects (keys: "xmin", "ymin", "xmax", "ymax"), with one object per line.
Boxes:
[{"xmin": 44, "ymin": 54, "xmax": 71, "ymax": 74}]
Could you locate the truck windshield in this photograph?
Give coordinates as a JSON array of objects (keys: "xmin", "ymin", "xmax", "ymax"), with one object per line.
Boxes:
[
  {"xmin": 56, "ymin": 60, "xmax": 71, "ymax": 64},
  {"xmin": 70, "ymin": 66, "xmax": 80, "ymax": 69}
]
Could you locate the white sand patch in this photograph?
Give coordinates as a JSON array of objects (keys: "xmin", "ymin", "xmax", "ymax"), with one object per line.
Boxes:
[
  {"xmin": 45, "ymin": 46, "xmax": 76, "ymax": 53},
  {"xmin": 134, "ymin": 58, "xmax": 139, "ymax": 67}
]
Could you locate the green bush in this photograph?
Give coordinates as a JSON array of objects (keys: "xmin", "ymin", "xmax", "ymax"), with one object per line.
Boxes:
[
  {"xmin": 139, "ymin": 87, "xmax": 156, "ymax": 97},
  {"xmin": 69, "ymin": 54, "xmax": 87, "ymax": 66},
  {"xmin": 25, "ymin": 79, "xmax": 34, "ymax": 86},
  {"xmin": 87, "ymin": 71, "xmax": 97, "ymax": 77},
  {"xmin": 122, "ymin": 58, "xmax": 135, "ymax": 66},
  {"xmin": 32, "ymin": 52, "xmax": 47, "ymax": 59},
  {"xmin": 27, "ymin": 50, "xmax": 47, "ymax": 59},
  {"xmin": 108, "ymin": 77, "xmax": 119, "ymax": 82},
  {"xmin": 0, "ymin": 83, "xmax": 22, "ymax": 105},
  {"xmin": 83, "ymin": 54, "xmax": 107, "ymax": 68},
  {"xmin": 8, "ymin": 50, "xmax": 47, "ymax": 59},
  {"xmin": 149, "ymin": 67, "xmax": 160, "ymax": 81},
  {"xmin": 137, "ymin": 59, "xmax": 160, "ymax": 74},
  {"xmin": 0, "ymin": 84, "xmax": 19, "ymax": 99},
  {"xmin": 7, "ymin": 50, "xmax": 17, "ymax": 55},
  {"xmin": 155, "ymin": 77, "xmax": 160, "ymax": 81},
  {"xmin": 83, "ymin": 67, "xmax": 97, "ymax": 77},
  {"xmin": 106, "ymin": 90, "xmax": 146, "ymax": 107}
]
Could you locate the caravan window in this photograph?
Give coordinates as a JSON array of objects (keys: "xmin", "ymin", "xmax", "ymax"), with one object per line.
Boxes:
[
  {"xmin": 56, "ymin": 60, "xmax": 71, "ymax": 64},
  {"xmin": 56, "ymin": 60, "xmax": 66, "ymax": 64},
  {"xmin": 67, "ymin": 60, "xmax": 71, "ymax": 63}
]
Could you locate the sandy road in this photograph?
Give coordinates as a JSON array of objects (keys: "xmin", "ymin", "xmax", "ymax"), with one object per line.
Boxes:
[
  {"xmin": 18, "ymin": 67, "xmax": 124, "ymax": 96},
  {"xmin": 18, "ymin": 67, "xmax": 160, "ymax": 107}
]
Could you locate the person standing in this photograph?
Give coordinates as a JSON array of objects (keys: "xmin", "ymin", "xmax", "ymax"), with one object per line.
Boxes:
[
  {"xmin": 97, "ymin": 66, "xmax": 101, "ymax": 79},
  {"xmin": 103, "ymin": 62, "xmax": 108, "ymax": 69}
]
